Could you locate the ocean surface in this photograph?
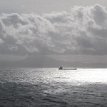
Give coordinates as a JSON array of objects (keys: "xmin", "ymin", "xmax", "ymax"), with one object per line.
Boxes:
[{"xmin": 0, "ymin": 68, "xmax": 107, "ymax": 107}]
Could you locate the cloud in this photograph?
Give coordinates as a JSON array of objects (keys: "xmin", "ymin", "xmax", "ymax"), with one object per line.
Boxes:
[{"xmin": 0, "ymin": 4, "xmax": 107, "ymax": 55}]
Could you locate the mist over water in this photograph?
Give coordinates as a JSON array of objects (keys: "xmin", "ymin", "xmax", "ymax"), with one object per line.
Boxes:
[{"xmin": 0, "ymin": 68, "xmax": 107, "ymax": 107}]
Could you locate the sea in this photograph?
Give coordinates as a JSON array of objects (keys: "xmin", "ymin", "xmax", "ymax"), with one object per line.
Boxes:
[{"xmin": 0, "ymin": 68, "xmax": 107, "ymax": 107}]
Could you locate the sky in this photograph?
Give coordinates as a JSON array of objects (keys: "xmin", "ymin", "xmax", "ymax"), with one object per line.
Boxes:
[
  {"xmin": 0, "ymin": 0, "xmax": 107, "ymax": 14},
  {"xmin": 0, "ymin": 0, "xmax": 107, "ymax": 67}
]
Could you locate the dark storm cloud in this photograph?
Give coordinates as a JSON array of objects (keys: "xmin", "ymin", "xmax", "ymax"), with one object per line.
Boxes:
[{"xmin": 0, "ymin": 4, "xmax": 107, "ymax": 55}]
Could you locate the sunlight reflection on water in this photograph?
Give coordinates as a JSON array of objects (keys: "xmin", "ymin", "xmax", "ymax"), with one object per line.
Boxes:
[
  {"xmin": 1, "ymin": 68, "xmax": 107, "ymax": 84},
  {"xmin": 39, "ymin": 68, "xmax": 107, "ymax": 84},
  {"xmin": 26, "ymin": 68, "xmax": 107, "ymax": 84},
  {"xmin": 60, "ymin": 69, "xmax": 107, "ymax": 83},
  {"xmin": 1, "ymin": 68, "xmax": 107, "ymax": 106}
]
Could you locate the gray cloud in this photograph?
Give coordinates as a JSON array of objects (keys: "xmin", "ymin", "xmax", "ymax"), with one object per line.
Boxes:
[{"xmin": 0, "ymin": 4, "xmax": 107, "ymax": 55}]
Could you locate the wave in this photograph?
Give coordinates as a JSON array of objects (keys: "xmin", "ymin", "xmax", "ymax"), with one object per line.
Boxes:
[{"xmin": 0, "ymin": 81, "xmax": 107, "ymax": 107}]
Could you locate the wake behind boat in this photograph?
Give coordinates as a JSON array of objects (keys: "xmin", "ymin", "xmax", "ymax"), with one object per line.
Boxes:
[{"xmin": 59, "ymin": 66, "xmax": 77, "ymax": 70}]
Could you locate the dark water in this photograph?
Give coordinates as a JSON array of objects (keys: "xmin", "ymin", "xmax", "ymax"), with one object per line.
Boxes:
[{"xmin": 0, "ymin": 68, "xmax": 107, "ymax": 107}]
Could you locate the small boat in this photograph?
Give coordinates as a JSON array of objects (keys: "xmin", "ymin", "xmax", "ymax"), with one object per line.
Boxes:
[
  {"xmin": 58, "ymin": 66, "xmax": 77, "ymax": 70},
  {"xmin": 63, "ymin": 68, "xmax": 77, "ymax": 70},
  {"xmin": 59, "ymin": 66, "xmax": 63, "ymax": 70}
]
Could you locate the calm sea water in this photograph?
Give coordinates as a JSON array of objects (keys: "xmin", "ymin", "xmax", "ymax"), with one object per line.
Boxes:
[{"xmin": 0, "ymin": 68, "xmax": 107, "ymax": 107}]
